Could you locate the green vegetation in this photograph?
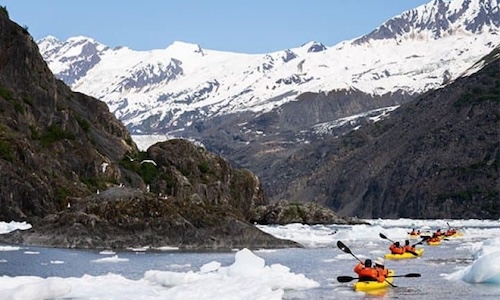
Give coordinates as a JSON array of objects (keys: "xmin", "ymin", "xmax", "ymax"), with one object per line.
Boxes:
[
  {"xmin": 140, "ymin": 162, "xmax": 159, "ymax": 184},
  {"xmin": 29, "ymin": 125, "xmax": 40, "ymax": 140},
  {"xmin": 23, "ymin": 96, "xmax": 34, "ymax": 106},
  {"xmin": 0, "ymin": 86, "xmax": 13, "ymax": 100},
  {"xmin": 0, "ymin": 140, "xmax": 14, "ymax": 162},
  {"xmin": 76, "ymin": 116, "xmax": 91, "ymax": 133},
  {"xmin": 55, "ymin": 186, "xmax": 71, "ymax": 205},
  {"xmin": 283, "ymin": 203, "xmax": 306, "ymax": 221},
  {"xmin": 198, "ymin": 161, "xmax": 210, "ymax": 173},
  {"xmin": 38, "ymin": 124, "xmax": 76, "ymax": 147},
  {"xmin": 0, "ymin": 87, "xmax": 24, "ymax": 113},
  {"xmin": 125, "ymin": 136, "xmax": 134, "ymax": 146},
  {"xmin": 81, "ymin": 176, "xmax": 107, "ymax": 192},
  {"xmin": 119, "ymin": 151, "xmax": 159, "ymax": 184}
]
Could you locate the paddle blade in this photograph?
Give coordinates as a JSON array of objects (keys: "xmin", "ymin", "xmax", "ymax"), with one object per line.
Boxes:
[
  {"xmin": 379, "ymin": 233, "xmax": 388, "ymax": 240},
  {"xmin": 412, "ymin": 240, "xmax": 424, "ymax": 247},
  {"xmin": 337, "ymin": 241, "xmax": 352, "ymax": 254},
  {"xmin": 387, "ymin": 273, "xmax": 422, "ymax": 278},
  {"xmin": 337, "ymin": 276, "xmax": 356, "ymax": 283}
]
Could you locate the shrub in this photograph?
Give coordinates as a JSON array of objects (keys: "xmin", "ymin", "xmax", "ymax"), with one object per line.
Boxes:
[
  {"xmin": 0, "ymin": 140, "xmax": 14, "ymax": 162},
  {"xmin": 39, "ymin": 124, "xmax": 75, "ymax": 147}
]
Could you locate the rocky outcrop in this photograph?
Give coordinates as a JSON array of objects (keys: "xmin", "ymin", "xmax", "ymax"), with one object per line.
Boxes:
[
  {"xmin": 253, "ymin": 200, "xmax": 368, "ymax": 225},
  {"xmin": 1, "ymin": 187, "xmax": 299, "ymax": 250}
]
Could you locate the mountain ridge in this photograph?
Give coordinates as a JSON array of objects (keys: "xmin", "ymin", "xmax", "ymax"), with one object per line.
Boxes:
[{"xmin": 38, "ymin": 0, "xmax": 499, "ymax": 136}]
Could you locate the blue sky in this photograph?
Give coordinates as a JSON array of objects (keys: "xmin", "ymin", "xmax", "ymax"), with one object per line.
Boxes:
[{"xmin": 3, "ymin": 0, "xmax": 432, "ymax": 53}]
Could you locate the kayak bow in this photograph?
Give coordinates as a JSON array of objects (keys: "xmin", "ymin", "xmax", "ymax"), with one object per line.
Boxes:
[
  {"xmin": 384, "ymin": 248, "xmax": 424, "ymax": 259},
  {"xmin": 353, "ymin": 270, "xmax": 395, "ymax": 292}
]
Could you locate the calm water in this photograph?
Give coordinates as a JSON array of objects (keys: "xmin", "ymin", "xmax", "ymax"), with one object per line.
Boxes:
[{"xmin": 1, "ymin": 239, "xmax": 499, "ymax": 299}]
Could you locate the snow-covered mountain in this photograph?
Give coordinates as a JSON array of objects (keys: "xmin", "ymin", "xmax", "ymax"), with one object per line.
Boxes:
[{"xmin": 38, "ymin": 0, "xmax": 499, "ymax": 136}]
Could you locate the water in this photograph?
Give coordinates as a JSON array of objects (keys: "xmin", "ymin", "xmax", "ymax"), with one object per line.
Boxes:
[{"xmin": 1, "ymin": 219, "xmax": 499, "ymax": 299}]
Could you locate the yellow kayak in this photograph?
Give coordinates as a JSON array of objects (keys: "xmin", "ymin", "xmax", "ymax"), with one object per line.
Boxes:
[
  {"xmin": 384, "ymin": 248, "xmax": 424, "ymax": 259},
  {"xmin": 445, "ymin": 232, "xmax": 464, "ymax": 238},
  {"xmin": 408, "ymin": 234, "xmax": 420, "ymax": 239},
  {"xmin": 353, "ymin": 270, "xmax": 395, "ymax": 292},
  {"xmin": 427, "ymin": 240, "xmax": 441, "ymax": 246}
]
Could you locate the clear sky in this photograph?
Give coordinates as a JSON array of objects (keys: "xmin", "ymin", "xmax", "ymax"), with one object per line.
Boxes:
[{"xmin": 3, "ymin": 0, "xmax": 432, "ymax": 53}]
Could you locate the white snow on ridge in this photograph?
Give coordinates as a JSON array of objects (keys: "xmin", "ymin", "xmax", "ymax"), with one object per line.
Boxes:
[{"xmin": 37, "ymin": 0, "xmax": 500, "ymax": 132}]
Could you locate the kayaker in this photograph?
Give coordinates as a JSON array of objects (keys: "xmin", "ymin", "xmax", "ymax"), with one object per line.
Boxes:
[
  {"xmin": 404, "ymin": 240, "xmax": 416, "ymax": 252},
  {"xmin": 427, "ymin": 234, "xmax": 440, "ymax": 243},
  {"xmin": 409, "ymin": 228, "xmax": 418, "ymax": 235},
  {"xmin": 445, "ymin": 228, "xmax": 457, "ymax": 236},
  {"xmin": 374, "ymin": 257, "xmax": 388, "ymax": 281},
  {"xmin": 354, "ymin": 259, "xmax": 379, "ymax": 282},
  {"xmin": 435, "ymin": 229, "xmax": 443, "ymax": 236},
  {"xmin": 389, "ymin": 241, "xmax": 405, "ymax": 255}
]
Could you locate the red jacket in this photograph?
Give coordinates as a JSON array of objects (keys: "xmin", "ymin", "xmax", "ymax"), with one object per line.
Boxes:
[
  {"xmin": 404, "ymin": 245, "xmax": 416, "ymax": 252},
  {"xmin": 354, "ymin": 262, "xmax": 380, "ymax": 281},
  {"xmin": 389, "ymin": 244, "xmax": 405, "ymax": 254}
]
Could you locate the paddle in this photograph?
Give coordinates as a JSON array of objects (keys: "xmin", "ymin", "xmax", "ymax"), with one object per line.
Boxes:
[
  {"xmin": 336, "ymin": 241, "xmax": 396, "ymax": 287},
  {"xmin": 337, "ymin": 273, "xmax": 421, "ymax": 283},
  {"xmin": 412, "ymin": 239, "xmax": 426, "ymax": 247},
  {"xmin": 379, "ymin": 233, "xmax": 418, "ymax": 256}
]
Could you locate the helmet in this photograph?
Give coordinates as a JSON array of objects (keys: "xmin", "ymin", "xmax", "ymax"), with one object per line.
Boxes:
[
  {"xmin": 364, "ymin": 259, "xmax": 372, "ymax": 267},
  {"xmin": 405, "ymin": 240, "xmax": 410, "ymax": 245},
  {"xmin": 437, "ymin": 229, "xmax": 441, "ymax": 232},
  {"xmin": 375, "ymin": 257, "xmax": 384, "ymax": 266},
  {"xmin": 395, "ymin": 241, "xmax": 400, "ymax": 247}
]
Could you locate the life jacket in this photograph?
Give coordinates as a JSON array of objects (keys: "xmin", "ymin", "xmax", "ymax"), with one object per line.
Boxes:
[
  {"xmin": 428, "ymin": 236, "xmax": 440, "ymax": 243},
  {"xmin": 389, "ymin": 244, "xmax": 405, "ymax": 254},
  {"xmin": 354, "ymin": 263, "xmax": 379, "ymax": 281},
  {"xmin": 445, "ymin": 229, "xmax": 456, "ymax": 236},
  {"xmin": 375, "ymin": 266, "xmax": 389, "ymax": 282},
  {"xmin": 404, "ymin": 245, "xmax": 416, "ymax": 252}
]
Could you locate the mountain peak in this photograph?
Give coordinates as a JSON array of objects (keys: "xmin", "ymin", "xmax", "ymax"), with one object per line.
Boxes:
[
  {"xmin": 66, "ymin": 35, "xmax": 101, "ymax": 46},
  {"xmin": 353, "ymin": 0, "xmax": 500, "ymax": 45},
  {"xmin": 36, "ymin": 35, "xmax": 63, "ymax": 53},
  {"xmin": 165, "ymin": 41, "xmax": 204, "ymax": 56},
  {"xmin": 300, "ymin": 41, "xmax": 327, "ymax": 53},
  {"xmin": 37, "ymin": 35, "xmax": 60, "ymax": 44}
]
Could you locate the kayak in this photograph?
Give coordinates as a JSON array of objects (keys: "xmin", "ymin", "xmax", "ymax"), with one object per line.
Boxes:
[
  {"xmin": 353, "ymin": 270, "xmax": 395, "ymax": 292},
  {"xmin": 427, "ymin": 240, "xmax": 441, "ymax": 246},
  {"xmin": 384, "ymin": 248, "xmax": 424, "ymax": 259},
  {"xmin": 444, "ymin": 232, "xmax": 464, "ymax": 238},
  {"xmin": 408, "ymin": 234, "xmax": 420, "ymax": 239}
]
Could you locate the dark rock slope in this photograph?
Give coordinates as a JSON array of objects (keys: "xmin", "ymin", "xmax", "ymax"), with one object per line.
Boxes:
[{"xmin": 273, "ymin": 47, "xmax": 500, "ymax": 219}]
